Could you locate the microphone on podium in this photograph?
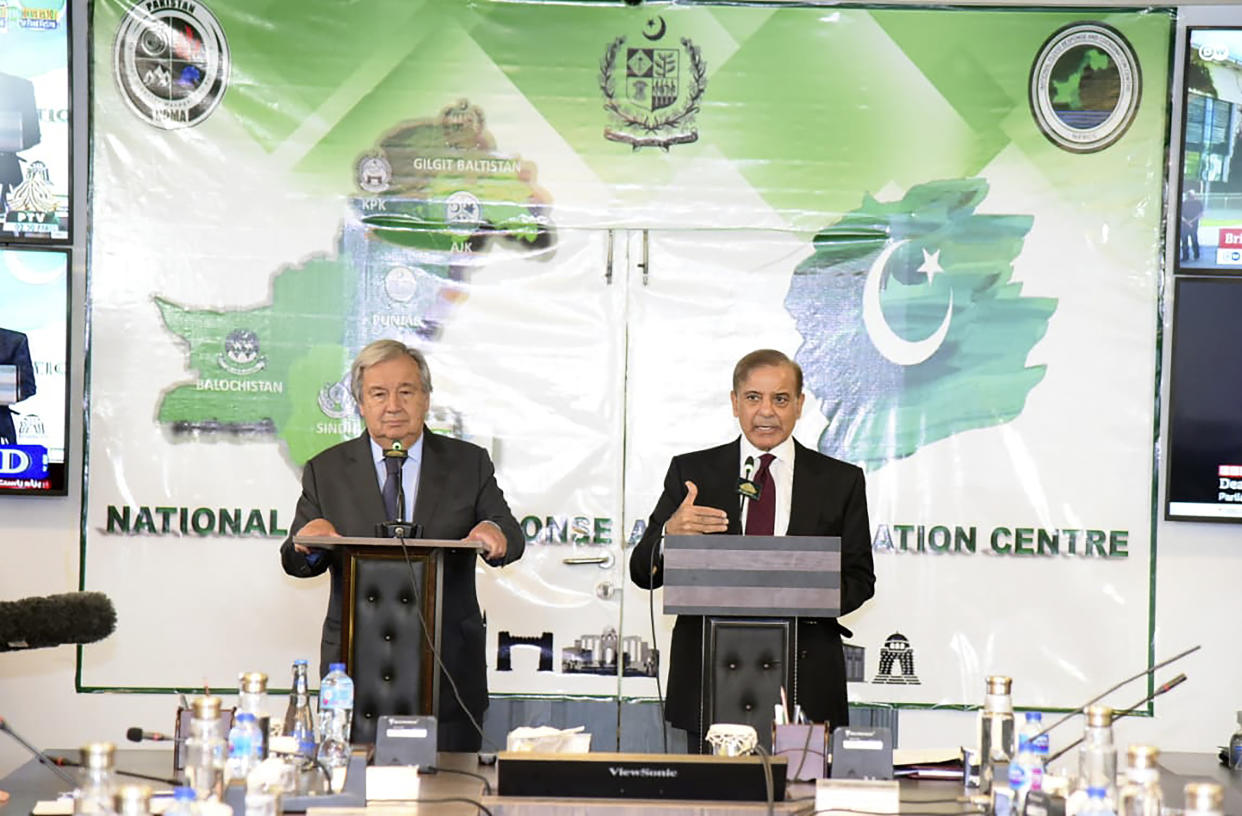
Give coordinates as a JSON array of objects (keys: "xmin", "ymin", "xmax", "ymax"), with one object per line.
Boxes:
[{"xmin": 0, "ymin": 592, "xmax": 116, "ymax": 652}]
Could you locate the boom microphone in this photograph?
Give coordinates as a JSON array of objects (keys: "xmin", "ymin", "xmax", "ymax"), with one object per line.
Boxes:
[
  {"xmin": 125, "ymin": 727, "xmax": 174, "ymax": 743},
  {"xmin": 0, "ymin": 592, "xmax": 116, "ymax": 651}
]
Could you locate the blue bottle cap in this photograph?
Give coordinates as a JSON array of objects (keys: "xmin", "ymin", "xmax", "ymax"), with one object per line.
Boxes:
[
  {"xmin": 294, "ymin": 658, "xmax": 308, "ymax": 665},
  {"xmin": 235, "ymin": 712, "xmax": 256, "ymax": 723},
  {"xmin": 1025, "ymin": 711, "xmax": 1043, "ymax": 722},
  {"xmin": 1087, "ymin": 786, "xmax": 1107, "ymax": 798},
  {"xmin": 329, "ymin": 663, "xmax": 346, "ymax": 672},
  {"xmin": 173, "ymin": 787, "xmax": 196, "ymax": 801}
]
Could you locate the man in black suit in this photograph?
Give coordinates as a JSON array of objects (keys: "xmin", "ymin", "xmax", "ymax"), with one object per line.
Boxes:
[
  {"xmin": 281, "ymin": 339, "xmax": 524, "ymax": 751},
  {"xmin": 0, "ymin": 327, "xmax": 37, "ymax": 445},
  {"xmin": 0, "ymin": 71, "xmax": 41, "ymax": 213},
  {"xmin": 629, "ymin": 349, "xmax": 874, "ymax": 746}
]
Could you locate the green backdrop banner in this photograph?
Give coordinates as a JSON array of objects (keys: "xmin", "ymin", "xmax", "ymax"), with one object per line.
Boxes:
[{"xmin": 84, "ymin": 1, "xmax": 1171, "ymax": 713}]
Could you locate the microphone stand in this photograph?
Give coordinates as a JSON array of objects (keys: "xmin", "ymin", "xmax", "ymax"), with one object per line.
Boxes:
[
  {"xmin": 0, "ymin": 716, "xmax": 77, "ymax": 786},
  {"xmin": 377, "ymin": 442, "xmax": 416, "ymax": 539}
]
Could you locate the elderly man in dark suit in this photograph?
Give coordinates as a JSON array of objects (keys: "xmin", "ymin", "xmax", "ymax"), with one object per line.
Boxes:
[
  {"xmin": 630, "ymin": 349, "xmax": 875, "ymax": 749},
  {"xmin": 0, "ymin": 327, "xmax": 37, "ymax": 445},
  {"xmin": 281, "ymin": 339, "xmax": 524, "ymax": 751}
]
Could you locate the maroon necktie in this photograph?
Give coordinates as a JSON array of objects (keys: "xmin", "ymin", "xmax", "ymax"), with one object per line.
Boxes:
[{"xmin": 744, "ymin": 453, "xmax": 776, "ymax": 536}]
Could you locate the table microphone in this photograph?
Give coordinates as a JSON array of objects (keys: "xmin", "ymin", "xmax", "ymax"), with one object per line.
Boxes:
[
  {"xmin": 0, "ymin": 592, "xmax": 116, "ymax": 652},
  {"xmin": 125, "ymin": 727, "xmax": 177, "ymax": 743},
  {"xmin": 1033, "ymin": 644, "xmax": 1200, "ymax": 742},
  {"xmin": 1046, "ymin": 672, "xmax": 1188, "ymax": 765}
]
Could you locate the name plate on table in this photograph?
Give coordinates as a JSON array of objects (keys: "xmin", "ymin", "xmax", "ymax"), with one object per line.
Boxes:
[
  {"xmin": 663, "ymin": 535, "xmax": 840, "ymax": 617},
  {"xmin": 496, "ymin": 752, "xmax": 788, "ymax": 801},
  {"xmin": 0, "ymin": 365, "xmax": 16, "ymax": 405}
]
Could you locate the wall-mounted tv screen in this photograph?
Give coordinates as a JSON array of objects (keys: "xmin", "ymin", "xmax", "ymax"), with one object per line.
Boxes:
[
  {"xmin": 1166, "ymin": 276, "xmax": 1242, "ymax": 521},
  {"xmin": 0, "ymin": 1, "xmax": 71, "ymax": 243},
  {"xmin": 0, "ymin": 246, "xmax": 69, "ymax": 494}
]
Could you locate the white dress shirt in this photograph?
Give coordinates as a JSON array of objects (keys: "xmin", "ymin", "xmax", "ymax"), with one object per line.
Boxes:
[{"xmin": 739, "ymin": 434, "xmax": 795, "ymax": 535}]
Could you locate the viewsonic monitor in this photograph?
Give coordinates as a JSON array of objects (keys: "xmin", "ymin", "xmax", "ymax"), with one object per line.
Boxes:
[
  {"xmin": 0, "ymin": 1, "xmax": 72, "ymax": 243},
  {"xmin": 1175, "ymin": 28, "xmax": 1242, "ymax": 273},
  {"xmin": 1166, "ymin": 276, "xmax": 1242, "ymax": 521},
  {"xmin": 0, "ymin": 246, "xmax": 69, "ymax": 494}
]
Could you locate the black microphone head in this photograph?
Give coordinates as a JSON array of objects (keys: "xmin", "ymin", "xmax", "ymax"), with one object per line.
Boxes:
[
  {"xmin": 0, "ymin": 592, "xmax": 116, "ymax": 652},
  {"xmin": 126, "ymin": 727, "xmax": 145, "ymax": 743}
]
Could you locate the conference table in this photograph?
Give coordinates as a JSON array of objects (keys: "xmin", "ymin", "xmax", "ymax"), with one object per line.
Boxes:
[{"xmin": 1, "ymin": 749, "xmax": 1237, "ymax": 815}]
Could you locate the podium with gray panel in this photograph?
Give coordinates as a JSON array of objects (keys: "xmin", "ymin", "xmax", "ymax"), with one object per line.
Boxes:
[
  {"xmin": 292, "ymin": 534, "xmax": 482, "ymax": 745},
  {"xmin": 663, "ymin": 534, "xmax": 841, "ymax": 750},
  {"xmin": 0, "ymin": 364, "xmax": 16, "ymax": 404}
]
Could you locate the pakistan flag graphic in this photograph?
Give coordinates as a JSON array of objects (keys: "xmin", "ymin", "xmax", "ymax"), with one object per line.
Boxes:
[{"xmin": 786, "ymin": 178, "xmax": 1057, "ymax": 470}]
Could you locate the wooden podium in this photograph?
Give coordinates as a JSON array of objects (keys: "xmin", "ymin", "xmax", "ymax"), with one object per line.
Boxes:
[
  {"xmin": 292, "ymin": 534, "xmax": 482, "ymax": 743},
  {"xmin": 662, "ymin": 534, "xmax": 841, "ymax": 748}
]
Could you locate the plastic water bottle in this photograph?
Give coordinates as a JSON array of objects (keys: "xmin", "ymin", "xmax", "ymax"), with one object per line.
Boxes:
[
  {"xmin": 1184, "ymin": 782, "xmax": 1224, "ymax": 816},
  {"xmin": 237, "ymin": 672, "xmax": 270, "ymax": 759},
  {"xmin": 112, "ymin": 785, "xmax": 152, "ymax": 816},
  {"xmin": 1229, "ymin": 711, "xmax": 1242, "ymax": 770},
  {"xmin": 978, "ymin": 675, "xmax": 1015, "ymax": 794},
  {"xmin": 1117, "ymin": 745, "xmax": 1161, "ymax": 816},
  {"xmin": 317, "ymin": 662, "xmax": 354, "ymax": 770},
  {"xmin": 184, "ymin": 696, "xmax": 226, "ymax": 801},
  {"xmin": 73, "ymin": 742, "xmax": 117, "ymax": 816},
  {"xmin": 282, "ymin": 659, "xmax": 317, "ymax": 768},
  {"xmin": 1008, "ymin": 712, "xmax": 1046, "ymax": 812},
  {"xmin": 163, "ymin": 787, "xmax": 198, "ymax": 816},
  {"xmin": 1071, "ymin": 704, "xmax": 1117, "ymax": 808},
  {"xmin": 226, "ymin": 712, "xmax": 263, "ymax": 784},
  {"xmin": 1078, "ymin": 786, "xmax": 1116, "ymax": 816}
]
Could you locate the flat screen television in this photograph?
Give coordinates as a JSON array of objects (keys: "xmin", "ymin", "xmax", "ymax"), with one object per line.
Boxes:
[
  {"xmin": 0, "ymin": 246, "xmax": 69, "ymax": 494},
  {"xmin": 0, "ymin": 1, "xmax": 72, "ymax": 243},
  {"xmin": 1166, "ymin": 276, "xmax": 1242, "ymax": 521}
]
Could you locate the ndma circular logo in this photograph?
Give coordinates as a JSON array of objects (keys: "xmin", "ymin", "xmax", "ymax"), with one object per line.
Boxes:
[
  {"xmin": 112, "ymin": 0, "xmax": 230, "ymax": 130},
  {"xmin": 1029, "ymin": 22, "xmax": 1139, "ymax": 153}
]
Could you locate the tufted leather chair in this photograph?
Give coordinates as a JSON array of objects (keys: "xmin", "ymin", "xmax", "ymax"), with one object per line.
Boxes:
[
  {"xmin": 342, "ymin": 550, "xmax": 440, "ymax": 745},
  {"xmin": 704, "ymin": 618, "xmax": 792, "ymax": 751}
]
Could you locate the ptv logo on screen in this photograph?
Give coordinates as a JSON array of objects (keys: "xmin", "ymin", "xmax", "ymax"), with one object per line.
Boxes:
[{"xmin": 0, "ymin": 445, "xmax": 50, "ymax": 479}]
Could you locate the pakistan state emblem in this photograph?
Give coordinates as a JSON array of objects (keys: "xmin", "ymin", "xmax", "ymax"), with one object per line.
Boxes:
[{"xmin": 599, "ymin": 15, "xmax": 706, "ymax": 150}]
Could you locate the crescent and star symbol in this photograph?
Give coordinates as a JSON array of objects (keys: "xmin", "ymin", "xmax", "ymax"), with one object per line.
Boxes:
[
  {"xmin": 643, "ymin": 15, "xmax": 667, "ymax": 41},
  {"xmin": 862, "ymin": 239, "xmax": 954, "ymax": 366}
]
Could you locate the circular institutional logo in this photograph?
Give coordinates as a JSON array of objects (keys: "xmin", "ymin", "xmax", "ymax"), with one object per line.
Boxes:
[
  {"xmin": 384, "ymin": 265, "xmax": 419, "ymax": 303},
  {"xmin": 1029, "ymin": 22, "xmax": 1140, "ymax": 154},
  {"xmin": 357, "ymin": 155, "xmax": 391, "ymax": 194},
  {"xmin": 112, "ymin": 0, "xmax": 230, "ymax": 130}
]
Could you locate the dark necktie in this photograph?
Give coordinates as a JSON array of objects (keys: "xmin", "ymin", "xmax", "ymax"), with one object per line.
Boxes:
[
  {"xmin": 744, "ymin": 453, "xmax": 776, "ymax": 536},
  {"xmin": 383, "ymin": 456, "xmax": 402, "ymax": 520}
]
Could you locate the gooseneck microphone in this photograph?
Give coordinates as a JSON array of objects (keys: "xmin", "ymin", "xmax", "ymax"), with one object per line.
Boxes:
[
  {"xmin": 1033, "ymin": 644, "xmax": 1200, "ymax": 742},
  {"xmin": 384, "ymin": 440, "xmax": 408, "ymax": 523},
  {"xmin": 0, "ymin": 592, "xmax": 116, "ymax": 652},
  {"xmin": 1046, "ymin": 673, "xmax": 1189, "ymax": 764}
]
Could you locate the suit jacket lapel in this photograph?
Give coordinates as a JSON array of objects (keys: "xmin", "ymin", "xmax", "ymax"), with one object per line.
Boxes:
[
  {"xmin": 344, "ymin": 432, "xmax": 386, "ymax": 528},
  {"xmin": 705, "ymin": 438, "xmax": 744, "ymax": 535},
  {"xmin": 787, "ymin": 439, "xmax": 821, "ymax": 535},
  {"xmin": 412, "ymin": 428, "xmax": 443, "ymax": 531}
]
